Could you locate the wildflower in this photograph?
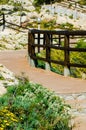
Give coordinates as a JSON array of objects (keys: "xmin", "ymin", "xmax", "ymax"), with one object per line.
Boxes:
[{"xmin": 0, "ymin": 127, "xmax": 4, "ymax": 130}]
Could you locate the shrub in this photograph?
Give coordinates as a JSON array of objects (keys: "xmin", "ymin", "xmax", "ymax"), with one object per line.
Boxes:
[
  {"xmin": 59, "ymin": 22, "xmax": 74, "ymax": 30},
  {"xmin": 0, "ymin": 0, "xmax": 9, "ymax": 4},
  {"xmin": 0, "ymin": 81, "xmax": 71, "ymax": 130},
  {"xmin": 41, "ymin": 19, "xmax": 57, "ymax": 30}
]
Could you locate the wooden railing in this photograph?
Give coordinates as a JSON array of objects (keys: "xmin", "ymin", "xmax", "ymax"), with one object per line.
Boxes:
[
  {"xmin": 28, "ymin": 29, "xmax": 86, "ymax": 76},
  {"xmin": 0, "ymin": 13, "xmax": 28, "ymax": 32}
]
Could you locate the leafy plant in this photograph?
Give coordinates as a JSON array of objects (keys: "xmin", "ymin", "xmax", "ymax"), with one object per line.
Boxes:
[
  {"xmin": 75, "ymin": 38, "xmax": 86, "ymax": 48},
  {"xmin": 0, "ymin": 0, "xmax": 9, "ymax": 4},
  {"xmin": 69, "ymin": 14, "xmax": 73, "ymax": 19},
  {"xmin": 33, "ymin": 0, "xmax": 63, "ymax": 6},
  {"xmin": 78, "ymin": 0, "xmax": 86, "ymax": 5},
  {"xmin": 59, "ymin": 22, "xmax": 74, "ymax": 30},
  {"xmin": 0, "ymin": 74, "xmax": 4, "ymax": 80},
  {"xmin": 0, "ymin": 80, "xmax": 71, "ymax": 130},
  {"xmin": 41, "ymin": 19, "xmax": 57, "ymax": 30}
]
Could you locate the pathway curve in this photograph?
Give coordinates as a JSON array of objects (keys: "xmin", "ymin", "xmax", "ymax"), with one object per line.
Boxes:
[{"xmin": 0, "ymin": 49, "xmax": 86, "ymax": 130}]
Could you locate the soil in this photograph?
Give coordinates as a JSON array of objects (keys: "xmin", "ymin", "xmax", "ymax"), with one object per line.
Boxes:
[{"xmin": 0, "ymin": 49, "xmax": 86, "ymax": 130}]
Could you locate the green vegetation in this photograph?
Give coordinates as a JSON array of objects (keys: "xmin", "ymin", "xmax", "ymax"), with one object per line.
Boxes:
[
  {"xmin": 41, "ymin": 19, "xmax": 57, "ymax": 30},
  {"xmin": 33, "ymin": 0, "xmax": 86, "ymax": 6},
  {"xmin": 27, "ymin": 18, "xmax": 76, "ymax": 30},
  {"xmin": 0, "ymin": 0, "xmax": 86, "ymax": 6},
  {"xmin": 58, "ymin": 22, "xmax": 74, "ymax": 30},
  {"xmin": 69, "ymin": 14, "xmax": 73, "ymax": 19},
  {"xmin": 0, "ymin": 74, "xmax": 5, "ymax": 80},
  {"xmin": 0, "ymin": 0, "xmax": 9, "ymax": 5},
  {"xmin": 33, "ymin": 0, "xmax": 54, "ymax": 6},
  {"xmin": 0, "ymin": 79, "xmax": 71, "ymax": 130},
  {"xmin": 33, "ymin": 0, "xmax": 65, "ymax": 6},
  {"xmin": 78, "ymin": 0, "xmax": 86, "ymax": 5}
]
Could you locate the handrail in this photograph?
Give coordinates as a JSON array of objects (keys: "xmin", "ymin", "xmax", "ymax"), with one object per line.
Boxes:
[
  {"xmin": 0, "ymin": 13, "xmax": 28, "ymax": 31},
  {"xmin": 29, "ymin": 29, "xmax": 86, "ymax": 35}
]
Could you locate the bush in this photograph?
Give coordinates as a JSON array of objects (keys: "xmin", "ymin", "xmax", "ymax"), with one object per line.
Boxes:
[
  {"xmin": 0, "ymin": 0, "xmax": 9, "ymax": 4},
  {"xmin": 78, "ymin": 0, "xmax": 86, "ymax": 5},
  {"xmin": 59, "ymin": 22, "xmax": 74, "ymax": 30},
  {"xmin": 41, "ymin": 19, "xmax": 57, "ymax": 30},
  {"xmin": 33, "ymin": 0, "xmax": 63, "ymax": 6},
  {"xmin": 0, "ymin": 80, "xmax": 71, "ymax": 130}
]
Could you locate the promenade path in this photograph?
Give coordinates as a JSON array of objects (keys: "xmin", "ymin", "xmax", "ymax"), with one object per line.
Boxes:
[{"xmin": 0, "ymin": 49, "xmax": 86, "ymax": 130}]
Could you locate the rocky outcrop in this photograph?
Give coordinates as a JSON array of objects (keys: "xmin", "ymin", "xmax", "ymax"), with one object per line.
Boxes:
[
  {"xmin": 0, "ymin": 28, "xmax": 28, "ymax": 50},
  {"xmin": 0, "ymin": 64, "xmax": 18, "ymax": 95}
]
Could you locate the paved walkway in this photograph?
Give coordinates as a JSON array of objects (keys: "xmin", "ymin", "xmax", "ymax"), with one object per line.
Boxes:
[
  {"xmin": 0, "ymin": 49, "xmax": 86, "ymax": 130},
  {"xmin": 0, "ymin": 49, "xmax": 86, "ymax": 94}
]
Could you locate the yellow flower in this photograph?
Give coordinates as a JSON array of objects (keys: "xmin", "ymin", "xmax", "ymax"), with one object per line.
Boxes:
[
  {"xmin": 0, "ymin": 127, "xmax": 4, "ymax": 130},
  {"xmin": 6, "ymin": 123, "xmax": 10, "ymax": 126},
  {"xmin": 3, "ymin": 120, "xmax": 7, "ymax": 123},
  {"xmin": 11, "ymin": 118, "xmax": 18, "ymax": 122}
]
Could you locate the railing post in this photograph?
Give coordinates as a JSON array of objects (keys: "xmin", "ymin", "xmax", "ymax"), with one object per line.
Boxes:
[
  {"xmin": 28, "ymin": 32, "xmax": 36, "ymax": 67},
  {"xmin": 43, "ymin": 34, "xmax": 46, "ymax": 50},
  {"xmin": 2, "ymin": 13, "xmax": 5, "ymax": 31},
  {"xmin": 64, "ymin": 34, "xmax": 70, "ymax": 77},
  {"xmin": 38, "ymin": 33, "xmax": 40, "ymax": 53},
  {"xmin": 45, "ymin": 33, "xmax": 51, "ymax": 71},
  {"xmin": 58, "ymin": 35, "xmax": 61, "ymax": 46}
]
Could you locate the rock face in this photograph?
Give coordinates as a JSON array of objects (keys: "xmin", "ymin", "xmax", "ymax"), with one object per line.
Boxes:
[
  {"xmin": 0, "ymin": 64, "xmax": 18, "ymax": 95},
  {"xmin": 0, "ymin": 28, "xmax": 28, "ymax": 50},
  {"xmin": 0, "ymin": 0, "xmax": 86, "ymax": 33}
]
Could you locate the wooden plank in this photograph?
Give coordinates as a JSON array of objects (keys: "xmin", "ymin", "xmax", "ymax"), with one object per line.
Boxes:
[
  {"xmin": 29, "ymin": 29, "xmax": 86, "ymax": 36},
  {"xmin": 6, "ymin": 21, "xmax": 28, "ymax": 29},
  {"xmin": 64, "ymin": 35, "xmax": 70, "ymax": 67},
  {"xmin": 70, "ymin": 63, "xmax": 86, "ymax": 68},
  {"xmin": 38, "ymin": 33, "xmax": 40, "ymax": 53},
  {"xmin": 45, "ymin": 33, "xmax": 51, "ymax": 63}
]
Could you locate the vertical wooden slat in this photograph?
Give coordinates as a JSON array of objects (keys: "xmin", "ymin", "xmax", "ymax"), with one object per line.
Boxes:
[
  {"xmin": 38, "ymin": 33, "xmax": 40, "ymax": 53},
  {"xmin": 28, "ymin": 32, "xmax": 35, "ymax": 58},
  {"xmin": 31, "ymin": 33, "xmax": 35, "ymax": 59},
  {"xmin": 45, "ymin": 33, "xmax": 51, "ymax": 63},
  {"xmin": 64, "ymin": 35, "xmax": 70, "ymax": 76},
  {"xmin": 2, "ymin": 13, "xmax": 5, "ymax": 31},
  {"xmin": 28, "ymin": 32, "xmax": 32, "ymax": 56},
  {"xmin": 64, "ymin": 35, "xmax": 70, "ymax": 66},
  {"xmin": 45, "ymin": 33, "xmax": 51, "ymax": 70},
  {"xmin": 28, "ymin": 32, "xmax": 36, "ymax": 67},
  {"xmin": 50, "ymin": 34, "xmax": 53, "ymax": 44},
  {"xmin": 43, "ymin": 34, "xmax": 46, "ymax": 50},
  {"xmin": 58, "ymin": 35, "xmax": 61, "ymax": 46}
]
